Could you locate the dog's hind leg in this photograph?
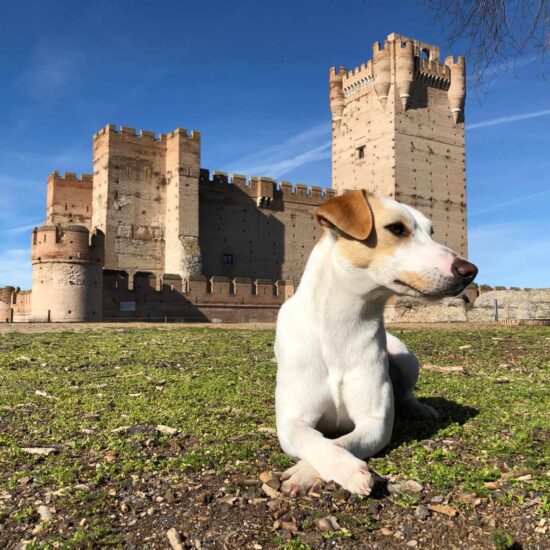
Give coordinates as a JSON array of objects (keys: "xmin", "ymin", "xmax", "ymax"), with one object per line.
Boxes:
[{"xmin": 386, "ymin": 332, "xmax": 439, "ymax": 420}]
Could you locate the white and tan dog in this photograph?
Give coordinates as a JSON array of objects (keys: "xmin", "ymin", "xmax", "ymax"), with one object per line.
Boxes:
[{"xmin": 275, "ymin": 190, "xmax": 477, "ymax": 496}]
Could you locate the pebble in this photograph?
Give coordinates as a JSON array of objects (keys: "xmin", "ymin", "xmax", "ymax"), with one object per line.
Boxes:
[
  {"xmin": 415, "ymin": 504, "xmax": 430, "ymax": 520},
  {"xmin": 381, "ymin": 527, "xmax": 394, "ymax": 536},
  {"xmin": 37, "ymin": 505, "xmax": 54, "ymax": 522},
  {"xmin": 167, "ymin": 528, "xmax": 185, "ymax": 550},
  {"xmin": 368, "ymin": 501, "xmax": 382, "ymax": 515},
  {"xmin": 401, "ymin": 480, "xmax": 423, "ymax": 494},
  {"xmin": 407, "ymin": 540, "xmax": 418, "ymax": 547},
  {"xmin": 317, "ymin": 516, "xmax": 340, "ymax": 532}
]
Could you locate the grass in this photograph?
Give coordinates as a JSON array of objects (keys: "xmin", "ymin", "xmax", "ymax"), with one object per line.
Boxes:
[{"xmin": 0, "ymin": 325, "xmax": 548, "ymax": 547}]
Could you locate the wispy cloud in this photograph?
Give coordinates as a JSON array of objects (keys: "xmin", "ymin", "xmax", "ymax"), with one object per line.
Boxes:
[
  {"xmin": 470, "ymin": 189, "xmax": 550, "ymax": 217},
  {"xmin": 16, "ymin": 43, "xmax": 80, "ymax": 101},
  {"xmin": 466, "ymin": 108, "xmax": 550, "ymax": 130},
  {"xmin": 0, "ymin": 248, "xmax": 32, "ymax": 289},
  {"xmin": 225, "ymin": 122, "xmax": 331, "ymax": 178},
  {"xmin": 5, "ymin": 223, "xmax": 41, "ymax": 235}
]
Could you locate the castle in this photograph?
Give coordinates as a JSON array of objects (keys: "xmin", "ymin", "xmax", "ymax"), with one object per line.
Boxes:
[{"xmin": 2, "ymin": 34, "xmax": 470, "ymax": 323}]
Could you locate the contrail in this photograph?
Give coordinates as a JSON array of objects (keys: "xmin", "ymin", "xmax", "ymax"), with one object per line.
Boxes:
[
  {"xmin": 467, "ymin": 109, "xmax": 550, "ymax": 130},
  {"xmin": 470, "ymin": 189, "xmax": 550, "ymax": 216}
]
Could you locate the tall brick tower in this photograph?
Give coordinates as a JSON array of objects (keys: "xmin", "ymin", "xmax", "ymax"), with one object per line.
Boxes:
[
  {"xmin": 91, "ymin": 125, "xmax": 202, "ymax": 282},
  {"xmin": 330, "ymin": 33, "xmax": 467, "ymax": 256}
]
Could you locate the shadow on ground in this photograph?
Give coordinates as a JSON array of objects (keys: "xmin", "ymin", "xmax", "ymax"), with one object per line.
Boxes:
[{"xmin": 385, "ymin": 397, "xmax": 479, "ymax": 453}]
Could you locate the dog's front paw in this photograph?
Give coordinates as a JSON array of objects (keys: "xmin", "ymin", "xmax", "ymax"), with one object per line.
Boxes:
[
  {"xmin": 281, "ymin": 460, "xmax": 320, "ymax": 497},
  {"xmin": 399, "ymin": 398, "xmax": 439, "ymax": 420},
  {"xmin": 336, "ymin": 463, "xmax": 374, "ymax": 496}
]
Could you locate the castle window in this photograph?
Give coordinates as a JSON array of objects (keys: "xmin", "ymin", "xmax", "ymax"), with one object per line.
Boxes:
[
  {"xmin": 356, "ymin": 146, "xmax": 366, "ymax": 160},
  {"xmin": 223, "ymin": 253, "xmax": 234, "ymax": 265}
]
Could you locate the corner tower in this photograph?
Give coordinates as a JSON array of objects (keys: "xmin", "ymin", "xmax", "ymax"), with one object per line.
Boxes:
[
  {"xmin": 31, "ymin": 225, "xmax": 104, "ymax": 322},
  {"xmin": 330, "ymin": 33, "xmax": 467, "ymax": 256}
]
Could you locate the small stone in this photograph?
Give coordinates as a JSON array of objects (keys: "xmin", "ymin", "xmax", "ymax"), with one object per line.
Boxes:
[
  {"xmin": 401, "ymin": 480, "xmax": 423, "ymax": 494},
  {"xmin": 427, "ymin": 503, "xmax": 458, "ymax": 517},
  {"xmin": 368, "ymin": 501, "xmax": 382, "ymax": 515},
  {"xmin": 156, "ymin": 425, "xmax": 178, "ymax": 435},
  {"xmin": 407, "ymin": 540, "xmax": 418, "ymax": 547},
  {"xmin": 333, "ymin": 488, "xmax": 351, "ymax": 501},
  {"xmin": 484, "ymin": 481, "xmax": 499, "ymax": 490},
  {"xmin": 430, "ymin": 495, "xmax": 444, "ymax": 503},
  {"xmin": 317, "ymin": 516, "xmax": 340, "ymax": 532},
  {"xmin": 380, "ymin": 527, "xmax": 393, "ymax": 536},
  {"xmin": 261, "ymin": 483, "xmax": 281, "ymax": 498},
  {"xmin": 281, "ymin": 521, "xmax": 298, "ymax": 533},
  {"xmin": 37, "ymin": 505, "xmax": 54, "ymax": 522},
  {"xmin": 21, "ymin": 447, "xmax": 57, "ymax": 456},
  {"xmin": 167, "ymin": 528, "xmax": 185, "ymax": 550},
  {"xmin": 18, "ymin": 476, "xmax": 32, "ymax": 486},
  {"xmin": 415, "ymin": 504, "xmax": 430, "ymax": 520}
]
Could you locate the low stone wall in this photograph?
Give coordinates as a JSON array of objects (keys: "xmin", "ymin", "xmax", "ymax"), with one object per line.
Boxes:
[
  {"xmin": 384, "ymin": 297, "xmax": 468, "ymax": 323},
  {"xmin": 468, "ymin": 289, "xmax": 550, "ymax": 322}
]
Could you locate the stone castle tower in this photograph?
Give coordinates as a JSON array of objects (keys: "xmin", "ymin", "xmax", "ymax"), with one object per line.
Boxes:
[{"xmin": 330, "ymin": 33, "xmax": 467, "ymax": 256}]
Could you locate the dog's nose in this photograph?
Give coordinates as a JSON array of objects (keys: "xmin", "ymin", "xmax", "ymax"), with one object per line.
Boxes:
[{"xmin": 451, "ymin": 258, "xmax": 478, "ymax": 282}]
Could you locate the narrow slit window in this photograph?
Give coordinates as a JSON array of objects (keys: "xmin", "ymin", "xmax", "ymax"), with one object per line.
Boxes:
[
  {"xmin": 357, "ymin": 146, "xmax": 366, "ymax": 160},
  {"xmin": 223, "ymin": 253, "xmax": 234, "ymax": 265}
]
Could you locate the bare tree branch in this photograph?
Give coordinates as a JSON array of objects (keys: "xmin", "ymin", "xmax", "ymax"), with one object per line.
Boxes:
[{"xmin": 420, "ymin": 0, "xmax": 549, "ymax": 89}]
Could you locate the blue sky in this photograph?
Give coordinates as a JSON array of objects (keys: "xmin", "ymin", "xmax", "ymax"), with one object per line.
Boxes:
[{"xmin": 1, "ymin": 0, "xmax": 549, "ymax": 289}]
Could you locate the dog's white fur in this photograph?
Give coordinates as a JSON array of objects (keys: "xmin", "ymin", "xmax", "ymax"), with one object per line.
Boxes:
[{"xmin": 275, "ymin": 193, "xmax": 475, "ymax": 496}]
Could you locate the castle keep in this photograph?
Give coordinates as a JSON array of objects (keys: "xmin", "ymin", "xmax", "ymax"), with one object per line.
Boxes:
[{"xmin": 2, "ymin": 34, "xmax": 470, "ymax": 323}]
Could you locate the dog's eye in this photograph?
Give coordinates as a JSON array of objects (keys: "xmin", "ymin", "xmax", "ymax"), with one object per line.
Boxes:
[{"xmin": 385, "ymin": 222, "xmax": 406, "ymax": 236}]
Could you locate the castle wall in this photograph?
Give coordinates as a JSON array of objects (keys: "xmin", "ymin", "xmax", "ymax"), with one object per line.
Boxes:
[
  {"xmin": 102, "ymin": 271, "xmax": 294, "ymax": 323},
  {"xmin": 46, "ymin": 172, "xmax": 93, "ymax": 230},
  {"xmin": 394, "ymin": 75, "xmax": 466, "ymax": 256},
  {"xmin": 92, "ymin": 125, "xmax": 168, "ymax": 275},
  {"xmin": 197, "ymin": 172, "xmax": 333, "ymax": 283},
  {"xmin": 332, "ymin": 66, "xmax": 396, "ymax": 197}
]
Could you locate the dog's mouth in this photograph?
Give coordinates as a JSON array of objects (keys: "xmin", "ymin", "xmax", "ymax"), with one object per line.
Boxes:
[
  {"xmin": 393, "ymin": 279, "xmax": 424, "ymax": 295},
  {"xmin": 393, "ymin": 279, "xmax": 467, "ymax": 298}
]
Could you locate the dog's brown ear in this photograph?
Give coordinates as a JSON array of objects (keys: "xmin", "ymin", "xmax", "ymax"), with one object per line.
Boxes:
[{"xmin": 316, "ymin": 190, "xmax": 373, "ymax": 240}]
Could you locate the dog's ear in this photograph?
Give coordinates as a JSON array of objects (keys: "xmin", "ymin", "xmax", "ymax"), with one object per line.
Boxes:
[{"xmin": 316, "ymin": 190, "xmax": 373, "ymax": 240}]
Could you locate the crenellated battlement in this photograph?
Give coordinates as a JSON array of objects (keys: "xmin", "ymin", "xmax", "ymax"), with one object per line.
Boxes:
[
  {"xmin": 31, "ymin": 224, "xmax": 104, "ymax": 264},
  {"xmin": 49, "ymin": 171, "xmax": 93, "ymax": 184},
  {"xmin": 198, "ymin": 168, "xmax": 335, "ymax": 206},
  {"xmin": 104, "ymin": 271, "xmax": 295, "ymax": 306},
  {"xmin": 93, "ymin": 123, "xmax": 200, "ymax": 142}
]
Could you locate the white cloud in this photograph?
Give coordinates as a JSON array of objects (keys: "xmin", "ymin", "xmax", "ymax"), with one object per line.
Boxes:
[
  {"xmin": 226, "ymin": 122, "xmax": 331, "ymax": 178},
  {"xmin": 0, "ymin": 248, "xmax": 32, "ymax": 289},
  {"xmin": 466, "ymin": 108, "xmax": 550, "ymax": 130},
  {"xmin": 468, "ymin": 221, "xmax": 550, "ymax": 288}
]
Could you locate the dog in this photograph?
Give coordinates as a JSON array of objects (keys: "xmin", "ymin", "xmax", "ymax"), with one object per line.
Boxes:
[{"xmin": 274, "ymin": 190, "xmax": 477, "ymax": 496}]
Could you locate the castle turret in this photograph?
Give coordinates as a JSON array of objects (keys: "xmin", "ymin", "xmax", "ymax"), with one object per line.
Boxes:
[
  {"xmin": 445, "ymin": 56, "xmax": 466, "ymax": 123},
  {"xmin": 329, "ymin": 67, "xmax": 346, "ymax": 124},
  {"xmin": 0, "ymin": 286, "xmax": 15, "ymax": 322},
  {"xmin": 395, "ymin": 39, "xmax": 415, "ymax": 109},
  {"xmin": 372, "ymin": 40, "xmax": 391, "ymax": 107},
  {"xmin": 31, "ymin": 225, "xmax": 104, "ymax": 322}
]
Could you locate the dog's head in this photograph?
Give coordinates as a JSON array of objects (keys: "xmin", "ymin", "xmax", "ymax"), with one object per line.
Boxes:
[{"xmin": 316, "ymin": 190, "xmax": 477, "ymax": 298}]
